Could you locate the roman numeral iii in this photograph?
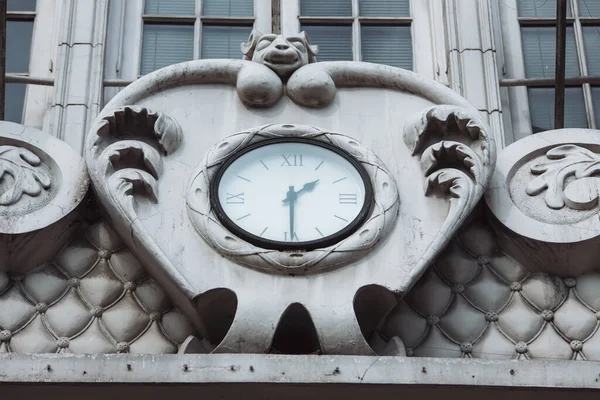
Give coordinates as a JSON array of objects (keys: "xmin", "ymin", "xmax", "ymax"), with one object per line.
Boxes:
[
  {"xmin": 339, "ymin": 193, "xmax": 357, "ymax": 204},
  {"xmin": 226, "ymin": 192, "xmax": 244, "ymax": 204}
]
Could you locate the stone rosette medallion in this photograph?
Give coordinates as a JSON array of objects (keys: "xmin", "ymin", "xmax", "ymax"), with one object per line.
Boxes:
[{"xmin": 85, "ymin": 32, "xmax": 496, "ymax": 355}]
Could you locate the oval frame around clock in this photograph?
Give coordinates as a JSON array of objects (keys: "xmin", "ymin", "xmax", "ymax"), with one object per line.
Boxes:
[
  {"xmin": 209, "ymin": 137, "xmax": 375, "ymax": 251},
  {"xmin": 185, "ymin": 123, "xmax": 400, "ymax": 275}
]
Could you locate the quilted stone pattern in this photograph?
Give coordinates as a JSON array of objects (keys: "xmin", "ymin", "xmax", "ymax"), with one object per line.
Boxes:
[
  {"xmin": 0, "ymin": 222, "xmax": 198, "ymax": 354},
  {"xmin": 378, "ymin": 218, "xmax": 600, "ymax": 360}
]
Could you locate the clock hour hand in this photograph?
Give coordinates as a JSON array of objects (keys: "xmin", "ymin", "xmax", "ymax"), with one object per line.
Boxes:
[{"xmin": 282, "ymin": 179, "xmax": 319, "ymax": 204}]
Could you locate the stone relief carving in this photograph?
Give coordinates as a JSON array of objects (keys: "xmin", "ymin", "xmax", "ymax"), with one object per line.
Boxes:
[
  {"xmin": 486, "ymin": 129, "xmax": 600, "ymax": 277},
  {"xmin": 0, "ymin": 146, "xmax": 51, "ymax": 206},
  {"xmin": 0, "ymin": 122, "xmax": 88, "ymax": 275},
  {"xmin": 241, "ymin": 30, "xmax": 318, "ymax": 81},
  {"xmin": 185, "ymin": 123, "xmax": 399, "ymax": 274},
  {"xmin": 526, "ymin": 144, "xmax": 600, "ymax": 210}
]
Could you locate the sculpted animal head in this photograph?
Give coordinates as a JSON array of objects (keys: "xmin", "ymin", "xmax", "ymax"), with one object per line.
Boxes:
[{"xmin": 241, "ymin": 30, "xmax": 318, "ymax": 80}]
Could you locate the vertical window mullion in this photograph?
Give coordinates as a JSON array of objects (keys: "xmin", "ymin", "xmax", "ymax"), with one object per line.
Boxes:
[
  {"xmin": 573, "ymin": 8, "xmax": 595, "ymax": 128},
  {"xmin": 281, "ymin": 0, "xmax": 301, "ymax": 36},
  {"xmin": 352, "ymin": 0, "xmax": 360, "ymax": 61},
  {"xmin": 195, "ymin": 0, "xmax": 202, "ymax": 59}
]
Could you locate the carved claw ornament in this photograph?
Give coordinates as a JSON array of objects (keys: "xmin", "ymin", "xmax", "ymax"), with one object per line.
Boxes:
[{"xmin": 527, "ymin": 144, "xmax": 600, "ymax": 210}]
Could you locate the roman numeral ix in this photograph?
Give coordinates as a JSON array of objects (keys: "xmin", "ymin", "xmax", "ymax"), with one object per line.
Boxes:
[{"xmin": 226, "ymin": 192, "xmax": 244, "ymax": 204}]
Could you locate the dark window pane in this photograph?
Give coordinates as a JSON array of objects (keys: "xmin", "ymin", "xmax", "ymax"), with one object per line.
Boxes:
[
  {"xmin": 578, "ymin": 0, "xmax": 600, "ymax": 16},
  {"xmin": 517, "ymin": 0, "xmax": 571, "ymax": 17},
  {"xmin": 140, "ymin": 24, "xmax": 194, "ymax": 74},
  {"xmin": 5, "ymin": 83, "xmax": 26, "ymax": 123},
  {"xmin": 360, "ymin": 0, "xmax": 409, "ymax": 17},
  {"xmin": 361, "ymin": 25, "xmax": 412, "ymax": 69},
  {"xmin": 593, "ymin": 87, "xmax": 600, "ymax": 128},
  {"xmin": 203, "ymin": 0, "xmax": 253, "ymax": 16},
  {"xmin": 301, "ymin": 25, "xmax": 353, "ymax": 61},
  {"xmin": 144, "ymin": 0, "xmax": 194, "ymax": 15},
  {"xmin": 528, "ymin": 87, "xmax": 587, "ymax": 132},
  {"xmin": 201, "ymin": 26, "xmax": 252, "ymax": 59},
  {"xmin": 7, "ymin": 20, "xmax": 33, "ymax": 73},
  {"xmin": 583, "ymin": 27, "xmax": 600, "ymax": 76},
  {"xmin": 7, "ymin": 0, "xmax": 35, "ymax": 12},
  {"xmin": 521, "ymin": 27, "xmax": 579, "ymax": 78},
  {"xmin": 301, "ymin": 0, "xmax": 352, "ymax": 16}
]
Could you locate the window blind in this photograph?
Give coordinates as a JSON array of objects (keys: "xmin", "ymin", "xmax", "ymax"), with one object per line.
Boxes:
[
  {"xmin": 593, "ymin": 87, "xmax": 600, "ymax": 128},
  {"xmin": 583, "ymin": 27, "xmax": 600, "ymax": 76},
  {"xmin": 361, "ymin": 25, "xmax": 412, "ymax": 69},
  {"xmin": 144, "ymin": 0, "xmax": 194, "ymax": 15},
  {"xmin": 521, "ymin": 27, "xmax": 579, "ymax": 79},
  {"xmin": 517, "ymin": 0, "xmax": 571, "ymax": 17},
  {"xmin": 578, "ymin": 0, "xmax": 600, "ymax": 16},
  {"xmin": 301, "ymin": 25, "xmax": 353, "ymax": 61},
  {"xmin": 528, "ymin": 87, "xmax": 587, "ymax": 132},
  {"xmin": 140, "ymin": 25, "xmax": 194, "ymax": 75},
  {"xmin": 8, "ymin": 0, "xmax": 35, "ymax": 12},
  {"xmin": 359, "ymin": 0, "xmax": 410, "ymax": 17},
  {"xmin": 201, "ymin": 26, "xmax": 252, "ymax": 59},
  {"xmin": 300, "ymin": 0, "xmax": 352, "ymax": 17},
  {"xmin": 203, "ymin": 0, "xmax": 253, "ymax": 17},
  {"xmin": 5, "ymin": 20, "xmax": 33, "ymax": 123}
]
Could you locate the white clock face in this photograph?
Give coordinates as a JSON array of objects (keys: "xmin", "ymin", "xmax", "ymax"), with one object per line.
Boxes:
[{"xmin": 213, "ymin": 140, "xmax": 371, "ymax": 249}]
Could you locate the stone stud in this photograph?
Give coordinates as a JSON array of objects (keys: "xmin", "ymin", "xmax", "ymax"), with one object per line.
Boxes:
[
  {"xmin": 541, "ymin": 310, "xmax": 554, "ymax": 321},
  {"xmin": 564, "ymin": 278, "xmax": 577, "ymax": 288},
  {"xmin": 451, "ymin": 284, "xmax": 465, "ymax": 294},
  {"xmin": 10, "ymin": 274, "xmax": 24, "ymax": 282},
  {"xmin": 570, "ymin": 340, "xmax": 583, "ymax": 351},
  {"xmin": 35, "ymin": 302, "xmax": 48, "ymax": 313},
  {"xmin": 509, "ymin": 282, "xmax": 522, "ymax": 292},
  {"xmin": 149, "ymin": 311, "xmax": 162, "ymax": 322},
  {"xmin": 426, "ymin": 316, "xmax": 440, "ymax": 326},
  {"xmin": 460, "ymin": 342, "xmax": 473, "ymax": 353},
  {"xmin": 0, "ymin": 330, "xmax": 12, "ymax": 342},
  {"xmin": 68, "ymin": 277, "xmax": 80, "ymax": 288},
  {"xmin": 477, "ymin": 256, "xmax": 489, "ymax": 266},
  {"xmin": 90, "ymin": 306, "xmax": 104, "ymax": 317},
  {"xmin": 515, "ymin": 341, "xmax": 528, "ymax": 354},
  {"xmin": 405, "ymin": 347, "xmax": 414, "ymax": 357},
  {"xmin": 56, "ymin": 337, "xmax": 70, "ymax": 348},
  {"xmin": 97, "ymin": 249, "xmax": 112, "ymax": 259},
  {"xmin": 123, "ymin": 281, "xmax": 137, "ymax": 291},
  {"xmin": 116, "ymin": 342, "xmax": 129, "ymax": 352},
  {"xmin": 485, "ymin": 311, "xmax": 498, "ymax": 322}
]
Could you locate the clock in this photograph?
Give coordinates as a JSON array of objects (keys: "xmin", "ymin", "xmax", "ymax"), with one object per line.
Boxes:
[{"xmin": 210, "ymin": 138, "xmax": 373, "ymax": 251}]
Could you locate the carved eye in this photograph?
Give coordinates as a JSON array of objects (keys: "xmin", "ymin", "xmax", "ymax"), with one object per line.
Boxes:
[
  {"xmin": 256, "ymin": 38, "xmax": 273, "ymax": 51},
  {"xmin": 290, "ymin": 41, "xmax": 306, "ymax": 53}
]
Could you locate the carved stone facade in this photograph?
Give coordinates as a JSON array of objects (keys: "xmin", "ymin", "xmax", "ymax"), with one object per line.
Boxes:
[{"xmin": 2, "ymin": 23, "xmax": 600, "ymax": 396}]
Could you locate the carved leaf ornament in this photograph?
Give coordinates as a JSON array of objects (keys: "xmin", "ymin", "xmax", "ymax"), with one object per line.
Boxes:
[
  {"xmin": 0, "ymin": 145, "xmax": 51, "ymax": 206},
  {"xmin": 527, "ymin": 144, "xmax": 600, "ymax": 210}
]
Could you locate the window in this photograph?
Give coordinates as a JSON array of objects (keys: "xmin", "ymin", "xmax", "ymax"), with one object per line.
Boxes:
[
  {"xmin": 499, "ymin": 0, "xmax": 600, "ymax": 137},
  {"xmin": 5, "ymin": 0, "xmax": 36, "ymax": 123},
  {"xmin": 297, "ymin": 0, "xmax": 413, "ymax": 69},
  {"xmin": 140, "ymin": 0, "xmax": 256, "ymax": 75}
]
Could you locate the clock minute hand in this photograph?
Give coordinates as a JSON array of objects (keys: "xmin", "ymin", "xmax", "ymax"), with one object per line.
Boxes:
[
  {"xmin": 285, "ymin": 186, "xmax": 297, "ymax": 240},
  {"xmin": 282, "ymin": 179, "xmax": 319, "ymax": 204}
]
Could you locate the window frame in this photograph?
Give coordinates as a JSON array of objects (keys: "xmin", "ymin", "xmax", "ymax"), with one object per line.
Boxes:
[
  {"xmin": 499, "ymin": 0, "xmax": 600, "ymax": 141},
  {"xmin": 280, "ymin": 0, "xmax": 441, "ymax": 80}
]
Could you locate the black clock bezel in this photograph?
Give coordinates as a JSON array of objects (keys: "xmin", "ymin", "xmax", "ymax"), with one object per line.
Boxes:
[{"xmin": 209, "ymin": 137, "xmax": 374, "ymax": 251}]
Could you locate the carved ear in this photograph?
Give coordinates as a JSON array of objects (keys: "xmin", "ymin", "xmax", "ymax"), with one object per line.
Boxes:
[
  {"xmin": 298, "ymin": 31, "xmax": 319, "ymax": 63},
  {"xmin": 241, "ymin": 29, "xmax": 263, "ymax": 60}
]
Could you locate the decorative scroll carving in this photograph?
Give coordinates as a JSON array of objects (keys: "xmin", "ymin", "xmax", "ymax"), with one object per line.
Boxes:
[
  {"xmin": 185, "ymin": 124, "xmax": 400, "ymax": 274},
  {"xmin": 87, "ymin": 106, "xmax": 203, "ymax": 330},
  {"xmin": 0, "ymin": 146, "xmax": 51, "ymax": 206},
  {"xmin": 403, "ymin": 105, "xmax": 494, "ymax": 285},
  {"xmin": 526, "ymin": 144, "xmax": 600, "ymax": 210}
]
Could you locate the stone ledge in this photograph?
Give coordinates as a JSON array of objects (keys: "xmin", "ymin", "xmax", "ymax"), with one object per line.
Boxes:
[{"xmin": 1, "ymin": 354, "xmax": 599, "ymax": 390}]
